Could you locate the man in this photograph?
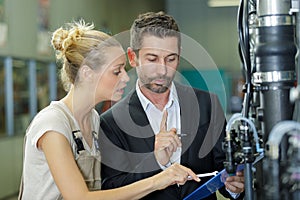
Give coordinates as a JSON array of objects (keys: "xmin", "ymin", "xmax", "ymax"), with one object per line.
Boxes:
[{"xmin": 99, "ymin": 11, "xmax": 244, "ymax": 199}]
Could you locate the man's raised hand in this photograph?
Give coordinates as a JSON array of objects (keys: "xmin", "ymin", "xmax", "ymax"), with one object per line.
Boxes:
[{"xmin": 154, "ymin": 110, "xmax": 181, "ymax": 166}]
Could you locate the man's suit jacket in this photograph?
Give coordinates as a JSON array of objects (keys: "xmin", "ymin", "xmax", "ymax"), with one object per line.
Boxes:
[{"xmin": 99, "ymin": 83, "xmax": 234, "ymax": 200}]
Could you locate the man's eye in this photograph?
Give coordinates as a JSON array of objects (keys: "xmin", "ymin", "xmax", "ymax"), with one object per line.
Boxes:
[
  {"xmin": 166, "ymin": 56, "xmax": 177, "ymax": 62},
  {"xmin": 167, "ymin": 58, "xmax": 175, "ymax": 62},
  {"xmin": 147, "ymin": 57, "xmax": 157, "ymax": 62}
]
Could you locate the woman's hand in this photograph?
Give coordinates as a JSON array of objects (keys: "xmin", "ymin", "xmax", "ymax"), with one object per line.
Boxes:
[{"xmin": 152, "ymin": 163, "xmax": 200, "ymax": 190}]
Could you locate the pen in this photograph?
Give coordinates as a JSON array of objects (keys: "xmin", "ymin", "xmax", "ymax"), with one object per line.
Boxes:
[{"xmin": 187, "ymin": 171, "xmax": 218, "ymax": 180}]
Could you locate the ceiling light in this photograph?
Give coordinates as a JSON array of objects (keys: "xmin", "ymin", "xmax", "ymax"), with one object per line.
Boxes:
[{"xmin": 208, "ymin": 0, "xmax": 240, "ymax": 7}]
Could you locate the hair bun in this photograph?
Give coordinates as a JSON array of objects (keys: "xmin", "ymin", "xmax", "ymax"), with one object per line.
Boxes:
[{"xmin": 51, "ymin": 27, "xmax": 69, "ymax": 52}]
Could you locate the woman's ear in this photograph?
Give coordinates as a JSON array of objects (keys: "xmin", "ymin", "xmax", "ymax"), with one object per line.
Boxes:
[
  {"xmin": 80, "ymin": 65, "xmax": 94, "ymax": 80},
  {"xmin": 127, "ymin": 47, "xmax": 138, "ymax": 67}
]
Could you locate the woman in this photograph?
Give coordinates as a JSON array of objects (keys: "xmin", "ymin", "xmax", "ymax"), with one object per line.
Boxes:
[{"xmin": 18, "ymin": 20, "xmax": 199, "ymax": 200}]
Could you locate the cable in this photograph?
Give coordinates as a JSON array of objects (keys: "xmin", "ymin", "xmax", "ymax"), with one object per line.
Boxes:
[{"xmin": 226, "ymin": 113, "xmax": 264, "ymax": 153}]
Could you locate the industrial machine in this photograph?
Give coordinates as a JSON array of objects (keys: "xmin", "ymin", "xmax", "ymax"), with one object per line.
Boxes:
[{"xmin": 223, "ymin": 0, "xmax": 300, "ymax": 199}]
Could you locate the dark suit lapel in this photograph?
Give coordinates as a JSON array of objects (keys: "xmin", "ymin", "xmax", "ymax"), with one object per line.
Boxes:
[
  {"xmin": 128, "ymin": 90, "xmax": 156, "ymax": 151},
  {"xmin": 175, "ymin": 83, "xmax": 201, "ymax": 165}
]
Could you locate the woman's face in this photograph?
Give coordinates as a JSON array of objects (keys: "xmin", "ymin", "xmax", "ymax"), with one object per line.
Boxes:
[{"xmin": 94, "ymin": 46, "xmax": 129, "ymax": 102}]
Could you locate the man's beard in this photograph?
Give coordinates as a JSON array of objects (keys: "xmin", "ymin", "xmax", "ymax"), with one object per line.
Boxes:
[{"xmin": 141, "ymin": 76, "xmax": 172, "ymax": 93}]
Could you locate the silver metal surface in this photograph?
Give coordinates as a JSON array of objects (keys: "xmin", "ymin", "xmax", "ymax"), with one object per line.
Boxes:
[{"xmin": 253, "ymin": 71, "xmax": 295, "ymax": 83}]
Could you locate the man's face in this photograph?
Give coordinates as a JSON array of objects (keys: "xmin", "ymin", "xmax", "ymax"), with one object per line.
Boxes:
[{"xmin": 136, "ymin": 35, "xmax": 180, "ymax": 93}]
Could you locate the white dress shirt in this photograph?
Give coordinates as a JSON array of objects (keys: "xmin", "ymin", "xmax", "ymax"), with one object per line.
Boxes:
[{"xmin": 136, "ymin": 81, "xmax": 182, "ymax": 166}]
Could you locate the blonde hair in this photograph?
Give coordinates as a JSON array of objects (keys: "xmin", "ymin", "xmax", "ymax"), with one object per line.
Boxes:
[{"xmin": 51, "ymin": 19, "xmax": 120, "ymax": 91}]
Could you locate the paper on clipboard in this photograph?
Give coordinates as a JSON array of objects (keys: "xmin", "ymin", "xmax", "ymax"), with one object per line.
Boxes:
[{"xmin": 183, "ymin": 153, "xmax": 264, "ymax": 200}]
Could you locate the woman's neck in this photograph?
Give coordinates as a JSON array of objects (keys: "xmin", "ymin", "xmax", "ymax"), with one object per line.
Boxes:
[
  {"xmin": 61, "ymin": 87, "xmax": 94, "ymax": 127},
  {"xmin": 61, "ymin": 88, "xmax": 95, "ymax": 147}
]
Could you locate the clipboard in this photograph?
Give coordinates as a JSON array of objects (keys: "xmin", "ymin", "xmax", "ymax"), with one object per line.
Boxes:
[{"xmin": 183, "ymin": 153, "xmax": 264, "ymax": 200}]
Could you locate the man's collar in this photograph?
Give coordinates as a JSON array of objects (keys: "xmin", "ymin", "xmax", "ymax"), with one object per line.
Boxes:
[{"xmin": 136, "ymin": 80, "xmax": 179, "ymax": 111}]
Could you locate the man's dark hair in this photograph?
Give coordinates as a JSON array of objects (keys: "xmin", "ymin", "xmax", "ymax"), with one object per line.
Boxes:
[{"xmin": 130, "ymin": 11, "xmax": 181, "ymax": 51}]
